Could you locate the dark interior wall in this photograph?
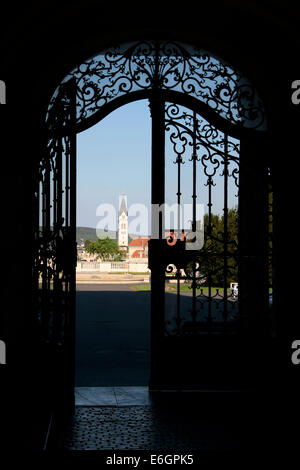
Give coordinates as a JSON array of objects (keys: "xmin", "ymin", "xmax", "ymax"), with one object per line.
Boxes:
[
  {"xmin": 1, "ymin": 0, "xmax": 300, "ymax": 449},
  {"xmin": 2, "ymin": 1, "xmax": 298, "ymax": 108}
]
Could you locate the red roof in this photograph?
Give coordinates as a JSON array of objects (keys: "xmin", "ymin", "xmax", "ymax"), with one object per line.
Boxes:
[
  {"xmin": 131, "ymin": 249, "xmax": 147, "ymax": 259},
  {"xmin": 129, "ymin": 237, "xmax": 150, "ymax": 247}
]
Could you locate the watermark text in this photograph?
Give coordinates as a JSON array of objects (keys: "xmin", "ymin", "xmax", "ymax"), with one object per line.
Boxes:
[
  {"xmin": 291, "ymin": 340, "xmax": 300, "ymax": 365},
  {"xmin": 0, "ymin": 80, "xmax": 6, "ymax": 104},
  {"xmin": 96, "ymin": 200, "xmax": 204, "ymax": 250},
  {"xmin": 291, "ymin": 80, "xmax": 300, "ymax": 105},
  {"xmin": 0, "ymin": 339, "xmax": 6, "ymax": 365}
]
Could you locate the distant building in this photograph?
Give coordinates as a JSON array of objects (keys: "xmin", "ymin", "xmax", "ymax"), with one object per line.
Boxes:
[
  {"xmin": 77, "ymin": 195, "xmax": 151, "ymax": 263},
  {"xmin": 128, "ymin": 237, "xmax": 150, "ymax": 260},
  {"xmin": 118, "ymin": 195, "xmax": 128, "ymax": 251}
]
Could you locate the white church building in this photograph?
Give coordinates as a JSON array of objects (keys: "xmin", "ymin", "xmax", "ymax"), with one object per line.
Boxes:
[
  {"xmin": 118, "ymin": 195, "xmax": 150, "ymax": 261},
  {"xmin": 118, "ymin": 195, "xmax": 129, "ymax": 251},
  {"xmin": 76, "ymin": 195, "xmax": 150, "ymax": 273}
]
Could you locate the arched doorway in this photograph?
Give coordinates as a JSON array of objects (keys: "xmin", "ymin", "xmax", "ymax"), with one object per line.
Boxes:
[
  {"xmin": 32, "ymin": 40, "xmax": 268, "ymax": 412},
  {"xmin": 75, "ymin": 100, "xmax": 152, "ymax": 388}
]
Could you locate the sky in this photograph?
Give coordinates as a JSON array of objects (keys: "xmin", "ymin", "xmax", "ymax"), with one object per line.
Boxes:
[
  {"xmin": 77, "ymin": 99, "xmax": 151, "ymax": 230},
  {"xmin": 76, "ymin": 99, "xmax": 239, "ymax": 232}
]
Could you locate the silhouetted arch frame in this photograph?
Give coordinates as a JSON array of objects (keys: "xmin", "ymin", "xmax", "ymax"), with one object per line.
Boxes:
[
  {"xmin": 47, "ymin": 40, "xmax": 267, "ymax": 138},
  {"xmin": 40, "ymin": 40, "xmax": 270, "ymax": 393}
]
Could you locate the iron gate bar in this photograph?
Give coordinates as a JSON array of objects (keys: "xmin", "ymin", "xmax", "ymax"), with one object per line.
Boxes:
[
  {"xmin": 191, "ymin": 110, "xmax": 199, "ymax": 326},
  {"xmin": 150, "ymin": 94, "xmax": 165, "ymax": 239},
  {"xmin": 223, "ymin": 133, "xmax": 228, "ymax": 323},
  {"xmin": 192, "ymin": 110, "xmax": 198, "ymax": 234},
  {"xmin": 54, "ymin": 137, "xmax": 62, "ymax": 343},
  {"xmin": 42, "ymin": 153, "xmax": 51, "ymax": 341},
  {"xmin": 65, "ymin": 138, "xmax": 69, "ymax": 228},
  {"xmin": 175, "ymin": 151, "xmax": 182, "ymax": 231},
  {"xmin": 149, "ymin": 89, "xmax": 166, "ymax": 380},
  {"xmin": 267, "ymin": 167, "xmax": 273, "ymax": 306},
  {"xmin": 69, "ymin": 82, "xmax": 77, "ymax": 383}
]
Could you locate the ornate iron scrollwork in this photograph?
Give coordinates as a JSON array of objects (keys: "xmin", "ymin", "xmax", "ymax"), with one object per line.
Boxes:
[{"xmin": 47, "ymin": 40, "xmax": 266, "ymax": 132}]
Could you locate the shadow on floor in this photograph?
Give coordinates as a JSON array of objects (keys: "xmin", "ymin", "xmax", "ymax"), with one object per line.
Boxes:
[{"xmin": 63, "ymin": 387, "xmax": 266, "ymax": 451}]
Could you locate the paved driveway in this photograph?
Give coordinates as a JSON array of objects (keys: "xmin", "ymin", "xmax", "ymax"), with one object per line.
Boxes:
[
  {"xmin": 75, "ymin": 284, "xmax": 238, "ymax": 386},
  {"xmin": 75, "ymin": 284, "xmax": 150, "ymax": 386}
]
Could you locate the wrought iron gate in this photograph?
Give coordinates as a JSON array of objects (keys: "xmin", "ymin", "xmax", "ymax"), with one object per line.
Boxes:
[
  {"xmin": 32, "ymin": 78, "xmax": 77, "ymax": 410},
  {"xmin": 36, "ymin": 40, "xmax": 268, "ymax": 395},
  {"xmin": 163, "ymin": 101, "xmax": 240, "ymax": 335},
  {"xmin": 148, "ymin": 96, "xmax": 268, "ymax": 390}
]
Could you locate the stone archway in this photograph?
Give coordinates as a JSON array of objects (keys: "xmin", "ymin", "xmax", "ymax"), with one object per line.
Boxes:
[{"xmin": 32, "ymin": 40, "xmax": 269, "ymax": 411}]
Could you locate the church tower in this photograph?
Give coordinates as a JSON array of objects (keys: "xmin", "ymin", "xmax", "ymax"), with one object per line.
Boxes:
[{"xmin": 118, "ymin": 195, "xmax": 128, "ymax": 251}]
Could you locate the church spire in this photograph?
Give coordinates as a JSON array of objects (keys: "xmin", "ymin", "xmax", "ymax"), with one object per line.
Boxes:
[{"xmin": 119, "ymin": 194, "xmax": 128, "ymax": 216}]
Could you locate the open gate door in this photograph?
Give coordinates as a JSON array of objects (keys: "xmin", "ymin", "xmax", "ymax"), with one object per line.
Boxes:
[
  {"xmin": 32, "ymin": 78, "xmax": 77, "ymax": 420},
  {"xmin": 149, "ymin": 96, "xmax": 269, "ymax": 391}
]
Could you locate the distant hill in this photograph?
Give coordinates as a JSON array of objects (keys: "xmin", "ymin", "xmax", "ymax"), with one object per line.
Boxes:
[
  {"xmin": 76, "ymin": 227, "xmax": 149, "ymax": 244},
  {"xmin": 76, "ymin": 227, "xmax": 116, "ymax": 243},
  {"xmin": 39, "ymin": 226, "xmax": 147, "ymax": 243}
]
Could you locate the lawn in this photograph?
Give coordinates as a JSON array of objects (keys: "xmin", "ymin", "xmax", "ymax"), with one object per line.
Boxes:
[{"xmin": 131, "ymin": 284, "xmax": 233, "ymax": 294}]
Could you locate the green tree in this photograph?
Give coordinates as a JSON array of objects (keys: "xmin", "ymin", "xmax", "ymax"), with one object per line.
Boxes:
[
  {"xmin": 85, "ymin": 237, "xmax": 125, "ymax": 261},
  {"xmin": 198, "ymin": 208, "xmax": 238, "ymax": 286},
  {"xmin": 84, "ymin": 239, "xmax": 91, "ymax": 250}
]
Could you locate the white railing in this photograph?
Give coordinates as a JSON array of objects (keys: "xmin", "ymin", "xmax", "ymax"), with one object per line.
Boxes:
[
  {"xmin": 76, "ymin": 261, "xmax": 149, "ymax": 273},
  {"xmin": 110, "ymin": 262, "xmax": 129, "ymax": 271}
]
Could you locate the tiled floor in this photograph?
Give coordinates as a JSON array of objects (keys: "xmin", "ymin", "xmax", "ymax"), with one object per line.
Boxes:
[{"xmin": 64, "ymin": 387, "xmax": 246, "ymax": 451}]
